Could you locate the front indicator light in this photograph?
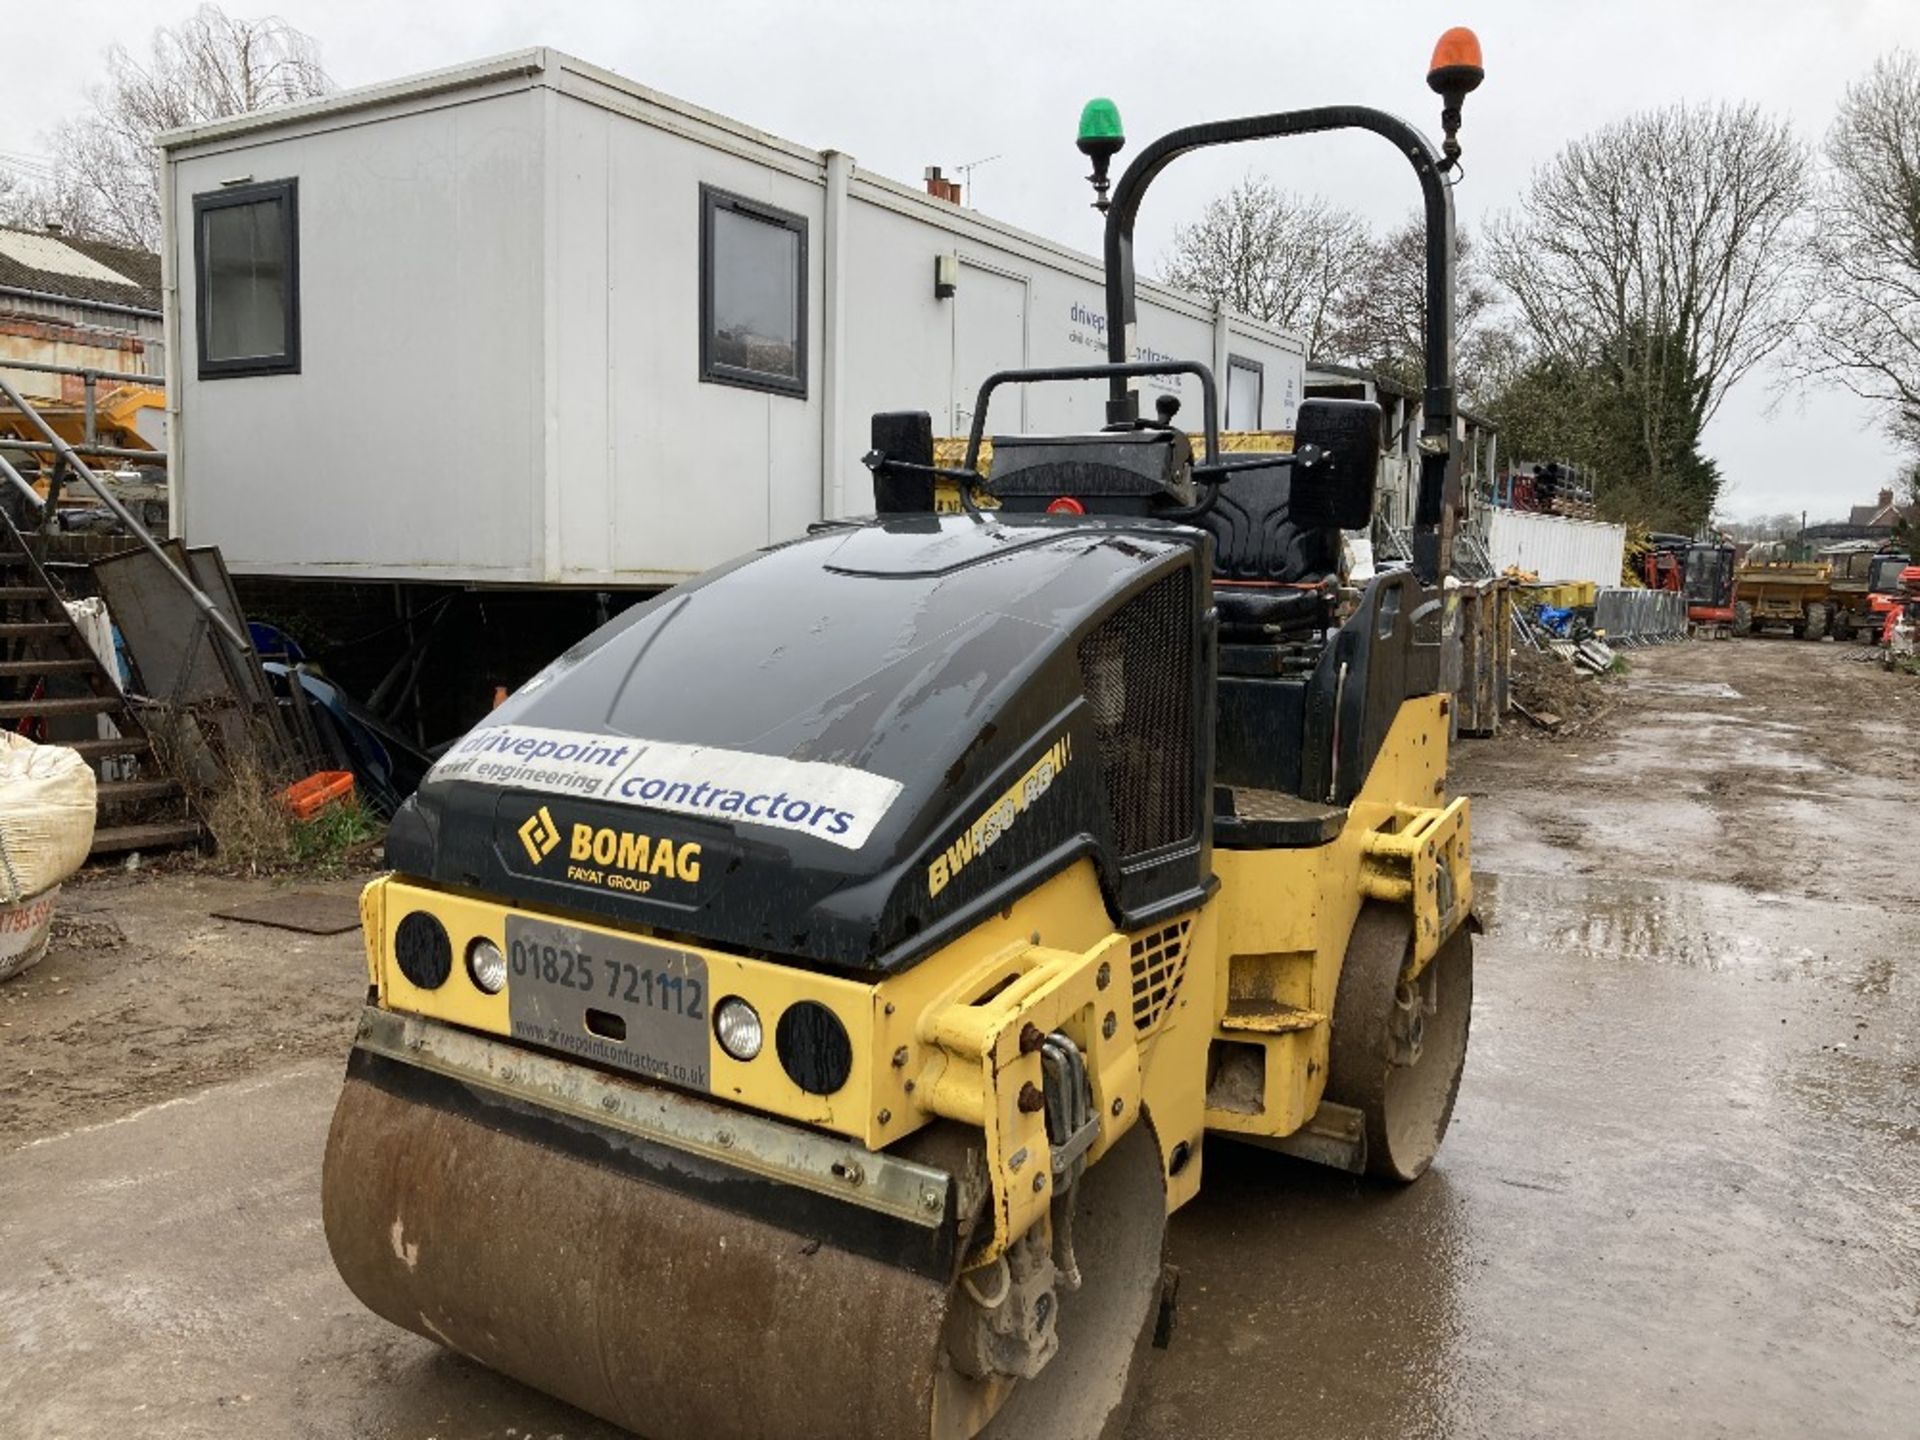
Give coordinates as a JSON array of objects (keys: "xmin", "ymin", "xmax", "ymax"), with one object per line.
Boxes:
[
  {"xmin": 714, "ymin": 997, "xmax": 764, "ymax": 1061},
  {"xmin": 394, "ymin": 911, "xmax": 452, "ymax": 990},
  {"xmin": 466, "ymin": 937, "xmax": 508, "ymax": 994},
  {"xmin": 776, "ymin": 1001, "xmax": 854, "ymax": 1095}
]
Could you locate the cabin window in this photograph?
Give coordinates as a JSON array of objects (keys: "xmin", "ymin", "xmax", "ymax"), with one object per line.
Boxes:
[
  {"xmin": 700, "ymin": 186, "xmax": 807, "ymax": 397},
  {"xmin": 1226, "ymin": 354, "xmax": 1263, "ymax": 430},
  {"xmin": 193, "ymin": 179, "xmax": 300, "ymax": 378}
]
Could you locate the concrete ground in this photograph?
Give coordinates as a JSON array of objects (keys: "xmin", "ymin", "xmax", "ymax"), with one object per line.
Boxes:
[{"xmin": 3, "ymin": 640, "xmax": 1917, "ymax": 1439}]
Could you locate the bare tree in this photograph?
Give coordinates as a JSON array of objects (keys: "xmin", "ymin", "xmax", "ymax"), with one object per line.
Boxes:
[
  {"xmin": 0, "ymin": 160, "xmax": 105, "ymax": 238},
  {"xmin": 1490, "ymin": 103, "xmax": 1810, "ymax": 496},
  {"xmin": 1323, "ymin": 216, "xmax": 1503, "ymax": 405},
  {"xmin": 1793, "ymin": 51, "xmax": 1920, "ymax": 452},
  {"xmin": 1720, "ymin": 511, "xmax": 1811, "ymax": 544},
  {"xmin": 1160, "ymin": 177, "xmax": 1370, "ymax": 357},
  {"xmin": 24, "ymin": 5, "xmax": 331, "ymax": 250}
]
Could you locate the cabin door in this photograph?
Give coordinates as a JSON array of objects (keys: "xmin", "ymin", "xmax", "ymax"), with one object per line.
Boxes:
[{"xmin": 951, "ymin": 262, "xmax": 1028, "ymax": 438}]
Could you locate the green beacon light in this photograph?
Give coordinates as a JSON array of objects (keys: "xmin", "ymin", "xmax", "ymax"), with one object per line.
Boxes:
[{"xmin": 1076, "ymin": 97, "xmax": 1125, "ymax": 212}]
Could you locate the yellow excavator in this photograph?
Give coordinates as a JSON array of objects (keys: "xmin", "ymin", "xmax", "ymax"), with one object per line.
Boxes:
[{"xmin": 322, "ymin": 28, "xmax": 1486, "ymax": 1439}]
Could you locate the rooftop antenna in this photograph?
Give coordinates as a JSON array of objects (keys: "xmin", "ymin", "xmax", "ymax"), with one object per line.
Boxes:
[{"xmin": 954, "ymin": 153, "xmax": 1002, "ymax": 207}]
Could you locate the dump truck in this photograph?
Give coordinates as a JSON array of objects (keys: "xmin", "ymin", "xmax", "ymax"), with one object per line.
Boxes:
[
  {"xmin": 1822, "ymin": 542, "xmax": 1911, "ymax": 642},
  {"xmin": 1733, "ymin": 559, "xmax": 1833, "ymax": 639},
  {"xmin": 320, "ymin": 30, "xmax": 1488, "ymax": 1440}
]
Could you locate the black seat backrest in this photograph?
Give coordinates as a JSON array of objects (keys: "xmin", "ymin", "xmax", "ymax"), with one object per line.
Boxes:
[{"xmin": 1198, "ymin": 457, "xmax": 1339, "ymax": 585}]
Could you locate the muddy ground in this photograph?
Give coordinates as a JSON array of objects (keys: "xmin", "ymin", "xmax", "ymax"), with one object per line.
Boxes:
[
  {"xmin": 0, "ymin": 872, "xmax": 368, "ymax": 1141},
  {"xmin": 2, "ymin": 639, "xmax": 1917, "ymax": 1438}
]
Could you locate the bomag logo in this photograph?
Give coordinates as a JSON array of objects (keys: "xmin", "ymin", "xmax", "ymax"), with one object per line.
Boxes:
[
  {"xmin": 928, "ymin": 734, "xmax": 1071, "ymax": 898},
  {"xmin": 518, "ymin": 805, "xmax": 562, "ymax": 864},
  {"xmin": 566, "ymin": 824, "xmax": 702, "ymax": 896},
  {"xmin": 513, "ymin": 807, "xmax": 704, "ymax": 896}
]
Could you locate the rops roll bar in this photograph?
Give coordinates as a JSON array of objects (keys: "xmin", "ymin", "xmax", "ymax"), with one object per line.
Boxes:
[{"xmin": 1078, "ymin": 28, "xmax": 1484, "ymax": 582}]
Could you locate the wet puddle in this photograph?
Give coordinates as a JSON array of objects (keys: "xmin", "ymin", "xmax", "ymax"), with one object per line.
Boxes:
[
  {"xmin": 1476, "ymin": 870, "xmax": 1920, "ymax": 985},
  {"xmin": 1628, "ymin": 678, "xmax": 1743, "ymax": 700}
]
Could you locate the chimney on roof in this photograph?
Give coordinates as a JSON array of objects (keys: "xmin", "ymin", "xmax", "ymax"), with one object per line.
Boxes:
[
  {"xmin": 923, "ymin": 166, "xmax": 961, "ymax": 204},
  {"xmin": 1880, "ymin": 487, "xmax": 1895, "ymax": 509},
  {"xmin": 44, "ymin": 221, "xmax": 63, "ymax": 236}
]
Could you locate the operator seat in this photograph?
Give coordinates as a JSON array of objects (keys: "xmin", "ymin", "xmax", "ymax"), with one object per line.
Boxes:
[{"xmin": 1198, "ymin": 458, "xmax": 1339, "ymax": 647}]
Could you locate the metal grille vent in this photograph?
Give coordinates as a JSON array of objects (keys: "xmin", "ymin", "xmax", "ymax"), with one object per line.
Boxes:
[
  {"xmin": 1130, "ymin": 918, "xmax": 1193, "ymax": 1032},
  {"xmin": 1077, "ymin": 570, "xmax": 1195, "ymax": 856}
]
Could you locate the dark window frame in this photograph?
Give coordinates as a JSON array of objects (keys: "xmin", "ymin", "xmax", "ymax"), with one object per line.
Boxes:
[
  {"xmin": 193, "ymin": 178, "xmax": 301, "ymax": 380},
  {"xmin": 1226, "ymin": 353, "xmax": 1263, "ymax": 430},
  {"xmin": 699, "ymin": 184, "xmax": 808, "ymax": 399}
]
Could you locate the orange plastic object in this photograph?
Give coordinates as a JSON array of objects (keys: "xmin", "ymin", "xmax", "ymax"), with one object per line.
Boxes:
[
  {"xmin": 285, "ymin": 770, "xmax": 355, "ymax": 820},
  {"xmin": 1428, "ymin": 26, "xmax": 1485, "ymax": 87}
]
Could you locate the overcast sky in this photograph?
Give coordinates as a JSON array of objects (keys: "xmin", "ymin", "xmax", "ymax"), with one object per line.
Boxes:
[{"xmin": 5, "ymin": 0, "xmax": 1913, "ymax": 519}]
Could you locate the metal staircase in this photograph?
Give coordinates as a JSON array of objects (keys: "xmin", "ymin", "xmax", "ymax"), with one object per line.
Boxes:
[{"xmin": 0, "ymin": 510, "xmax": 201, "ymax": 856}]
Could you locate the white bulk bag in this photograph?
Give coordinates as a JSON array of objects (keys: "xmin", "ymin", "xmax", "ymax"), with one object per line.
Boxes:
[
  {"xmin": 0, "ymin": 884, "xmax": 61, "ymax": 982},
  {"xmin": 0, "ymin": 732, "xmax": 98, "ymax": 905}
]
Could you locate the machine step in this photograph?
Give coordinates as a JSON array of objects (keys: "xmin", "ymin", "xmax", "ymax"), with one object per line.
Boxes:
[
  {"xmin": 0, "ymin": 621, "xmax": 68, "ymax": 639},
  {"xmin": 1218, "ymin": 999, "xmax": 1327, "ymax": 1035}
]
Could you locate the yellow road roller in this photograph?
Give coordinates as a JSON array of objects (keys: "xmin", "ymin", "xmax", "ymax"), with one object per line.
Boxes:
[{"xmin": 324, "ymin": 29, "xmax": 1487, "ymax": 1439}]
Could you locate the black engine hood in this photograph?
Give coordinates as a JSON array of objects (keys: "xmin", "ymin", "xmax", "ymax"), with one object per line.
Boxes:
[{"xmin": 388, "ymin": 514, "xmax": 1209, "ymax": 975}]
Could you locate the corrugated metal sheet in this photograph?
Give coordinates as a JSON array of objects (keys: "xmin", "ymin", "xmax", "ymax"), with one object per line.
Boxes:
[
  {"xmin": 1487, "ymin": 509, "xmax": 1626, "ymax": 586},
  {"xmin": 0, "ymin": 299, "xmax": 165, "ymax": 391}
]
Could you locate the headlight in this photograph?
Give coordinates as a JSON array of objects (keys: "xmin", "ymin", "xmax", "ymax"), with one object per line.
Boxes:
[
  {"xmin": 466, "ymin": 937, "xmax": 508, "ymax": 995},
  {"xmin": 713, "ymin": 997, "xmax": 764, "ymax": 1061}
]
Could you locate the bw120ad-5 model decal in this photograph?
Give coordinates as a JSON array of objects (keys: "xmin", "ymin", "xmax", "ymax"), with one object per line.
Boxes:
[{"xmin": 427, "ymin": 724, "xmax": 905, "ymax": 851}]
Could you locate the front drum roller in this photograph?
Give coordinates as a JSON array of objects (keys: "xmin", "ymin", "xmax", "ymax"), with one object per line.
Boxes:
[
  {"xmin": 1325, "ymin": 903, "xmax": 1474, "ymax": 1182},
  {"xmin": 322, "ymin": 1038, "xmax": 1167, "ymax": 1440}
]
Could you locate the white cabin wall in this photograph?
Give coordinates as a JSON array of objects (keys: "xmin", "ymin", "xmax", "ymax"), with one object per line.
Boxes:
[
  {"xmin": 172, "ymin": 88, "xmax": 546, "ymax": 578},
  {"xmin": 549, "ymin": 92, "xmax": 612, "ymax": 580},
  {"xmin": 835, "ymin": 181, "xmax": 1306, "ymax": 514},
  {"xmin": 836, "ymin": 196, "xmax": 957, "ymax": 512},
  {"xmin": 575, "ymin": 92, "xmax": 824, "ymax": 581},
  {"xmin": 166, "ymin": 55, "xmax": 1307, "ymax": 584}
]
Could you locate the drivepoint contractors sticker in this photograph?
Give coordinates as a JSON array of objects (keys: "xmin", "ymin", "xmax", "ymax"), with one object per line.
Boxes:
[{"xmin": 428, "ymin": 724, "xmax": 904, "ymax": 851}]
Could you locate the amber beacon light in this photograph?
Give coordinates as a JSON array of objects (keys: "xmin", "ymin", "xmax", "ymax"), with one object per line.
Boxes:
[{"xmin": 1426, "ymin": 26, "xmax": 1484, "ymax": 171}]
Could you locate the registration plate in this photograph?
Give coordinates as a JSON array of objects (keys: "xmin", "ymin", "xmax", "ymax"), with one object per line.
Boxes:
[{"xmin": 505, "ymin": 916, "xmax": 710, "ymax": 1091}]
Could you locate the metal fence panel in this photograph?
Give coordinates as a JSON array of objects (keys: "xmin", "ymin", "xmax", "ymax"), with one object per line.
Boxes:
[{"xmin": 1593, "ymin": 587, "xmax": 1687, "ymax": 646}]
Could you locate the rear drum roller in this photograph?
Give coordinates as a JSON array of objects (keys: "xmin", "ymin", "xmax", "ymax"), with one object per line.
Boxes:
[
  {"xmin": 324, "ymin": 1046, "xmax": 1167, "ymax": 1440},
  {"xmin": 323, "ymin": 1060, "xmax": 957, "ymax": 1439},
  {"xmin": 1325, "ymin": 905, "xmax": 1473, "ymax": 1182}
]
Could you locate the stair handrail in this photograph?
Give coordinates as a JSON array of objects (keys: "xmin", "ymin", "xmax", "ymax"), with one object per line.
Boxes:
[
  {"xmin": 0, "ymin": 356, "xmax": 167, "ymax": 464},
  {"xmin": 0, "ymin": 372, "xmax": 248, "ymax": 653}
]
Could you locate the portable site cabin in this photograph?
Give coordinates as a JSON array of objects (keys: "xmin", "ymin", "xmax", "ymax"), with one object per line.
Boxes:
[{"xmin": 157, "ymin": 49, "xmax": 1307, "ymax": 590}]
